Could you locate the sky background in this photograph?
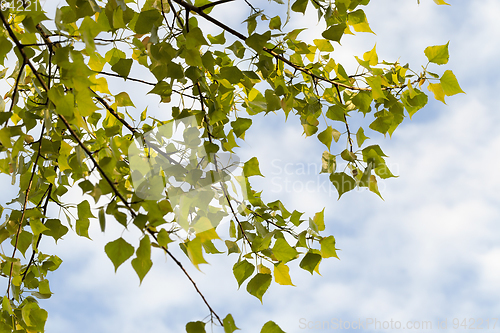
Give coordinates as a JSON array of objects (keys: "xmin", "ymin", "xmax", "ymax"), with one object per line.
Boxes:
[{"xmin": 1, "ymin": 0, "xmax": 500, "ymax": 332}]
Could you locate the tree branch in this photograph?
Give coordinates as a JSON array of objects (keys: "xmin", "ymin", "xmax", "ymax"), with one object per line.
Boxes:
[
  {"xmin": 171, "ymin": 0, "xmax": 400, "ymax": 92},
  {"xmin": 199, "ymin": 0, "xmax": 235, "ymax": 11}
]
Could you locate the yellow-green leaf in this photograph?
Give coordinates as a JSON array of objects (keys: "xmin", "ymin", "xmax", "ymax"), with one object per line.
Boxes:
[
  {"xmin": 131, "ymin": 236, "xmax": 153, "ymax": 283},
  {"xmin": 260, "ymin": 321, "xmax": 286, "ymax": 333},
  {"xmin": 299, "ymin": 251, "xmax": 321, "ymax": 274},
  {"xmin": 440, "ymin": 70, "xmax": 465, "ymax": 96},
  {"xmin": 185, "ymin": 237, "xmax": 208, "ymax": 270},
  {"xmin": 366, "ymin": 76, "xmax": 386, "ymax": 100},
  {"xmin": 363, "ymin": 44, "xmax": 378, "ymax": 66},
  {"xmin": 424, "ymin": 42, "xmax": 449, "ymax": 65},
  {"xmin": 223, "ymin": 314, "xmax": 239, "ymax": 333},
  {"xmin": 320, "ymin": 236, "xmax": 339, "ymax": 259},
  {"xmin": 246, "ymin": 273, "xmax": 272, "ymax": 303},
  {"xmin": 274, "ymin": 262, "xmax": 294, "ymax": 286},
  {"xmin": 233, "ymin": 260, "xmax": 255, "ymax": 287},
  {"xmin": 105, "ymin": 237, "xmax": 135, "ymax": 272},
  {"xmin": 243, "ymin": 157, "xmax": 264, "ymax": 177},
  {"xmin": 330, "ymin": 172, "xmax": 356, "ymax": 198},
  {"xmin": 427, "ymin": 82, "xmax": 446, "ymax": 104},
  {"xmin": 272, "ymin": 238, "xmax": 299, "ymax": 263}
]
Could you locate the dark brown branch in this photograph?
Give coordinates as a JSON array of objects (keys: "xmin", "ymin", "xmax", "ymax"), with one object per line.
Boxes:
[
  {"xmin": 0, "ymin": 9, "xmax": 47, "ymax": 299},
  {"xmin": 167, "ymin": 0, "xmax": 184, "ymax": 28},
  {"xmin": 21, "ymin": 183, "xmax": 53, "ymax": 282},
  {"xmin": 172, "ymin": 0, "xmax": 406, "ymax": 93},
  {"xmin": 93, "ymin": 71, "xmax": 197, "ymax": 99},
  {"xmin": 6, "ymin": 61, "xmax": 26, "ymax": 115},
  {"xmin": 147, "ymin": 230, "xmax": 224, "ymax": 326},
  {"xmin": 199, "ymin": 0, "xmax": 235, "ymax": 10}
]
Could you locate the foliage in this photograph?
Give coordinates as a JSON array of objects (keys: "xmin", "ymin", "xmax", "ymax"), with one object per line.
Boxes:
[{"xmin": 0, "ymin": 0, "xmax": 462, "ymax": 331}]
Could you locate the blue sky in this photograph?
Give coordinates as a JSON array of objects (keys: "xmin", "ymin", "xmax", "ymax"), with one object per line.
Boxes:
[{"xmin": 1, "ymin": 0, "xmax": 500, "ymax": 332}]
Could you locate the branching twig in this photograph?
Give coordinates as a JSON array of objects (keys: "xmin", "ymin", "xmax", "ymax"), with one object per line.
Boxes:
[
  {"xmin": 335, "ymin": 84, "xmax": 353, "ymax": 152},
  {"xmin": 196, "ymin": 82, "xmax": 251, "ymax": 246},
  {"xmin": 171, "ymin": 0, "xmax": 404, "ymax": 93}
]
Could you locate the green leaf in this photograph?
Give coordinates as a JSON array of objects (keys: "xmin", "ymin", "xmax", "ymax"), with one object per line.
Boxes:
[
  {"xmin": 30, "ymin": 219, "xmax": 48, "ymax": 235},
  {"xmin": 186, "ymin": 321, "xmax": 206, "ymax": 333},
  {"xmin": 105, "ymin": 237, "xmax": 135, "ymax": 272},
  {"xmin": 317, "ymin": 126, "xmax": 340, "ymax": 150},
  {"xmin": 265, "ymin": 90, "xmax": 281, "ymax": 111},
  {"xmin": 320, "ymin": 236, "xmax": 339, "ymax": 259},
  {"xmin": 185, "ymin": 27, "xmax": 209, "ymax": 49},
  {"xmin": 299, "ymin": 252, "xmax": 322, "ymax": 274},
  {"xmin": 313, "ymin": 39, "xmax": 333, "ymax": 52},
  {"xmin": 220, "ymin": 66, "xmax": 244, "ymax": 84},
  {"xmin": 290, "ymin": 210, "xmax": 304, "ymax": 227},
  {"xmin": 231, "ymin": 118, "xmax": 252, "ymax": 138},
  {"xmin": 98, "ymin": 208, "xmax": 106, "ymax": 232},
  {"xmin": 440, "ymin": 70, "xmax": 464, "ymax": 96},
  {"xmin": 77, "ymin": 200, "xmax": 95, "ymax": 239},
  {"xmin": 424, "ymin": 42, "xmax": 449, "ymax": 65},
  {"xmin": 291, "ymin": 0, "xmax": 308, "ymax": 14},
  {"xmin": 340, "ymin": 149, "xmax": 356, "ymax": 162},
  {"xmin": 131, "ymin": 236, "xmax": 153, "ymax": 283},
  {"xmin": 363, "ymin": 44, "xmax": 378, "ymax": 66},
  {"xmin": 347, "ymin": 9, "xmax": 374, "ymax": 33},
  {"xmin": 22, "ymin": 301, "xmax": 48, "ymax": 330},
  {"xmin": 246, "ymin": 31, "xmax": 272, "ymax": 52},
  {"xmin": 243, "ymin": 157, "xmax": 264, "ymax": 177},
  {"xmin": 322, "ymin": 24, "xmax": 346, "ymax": 43},
  {"xmin": 352, "ymin": 90, "xmax": 373, "ymax": 115},
  {"xmin": 329, "ymin": 172, "xmax": 356, "ymax": 198},
  {"xmin": 227, "ymin": 41, "xmax": 245, "ymax": 59},
  {"xmin": 402, "ymin": 88, "xmax": 428, "ymax": 117},
  {"xmin": 368, "ymin": 174, "xmax": 383, "ymax": 198},
  {"xmin": 42, "ymin": 219, "xmax": 69, "ymax": 243},
  {"xmin": 233, "ymin": 260, "xmax": 255, "ymax": 287},
  {"xmin": 320, "ymin": 151, "xmax": 336, "ymax": 174},
  {"xmin": 135, "ymin": 9, "xmax": 162, "ymax": 34},
  {"xmin": 366, "ymin": 76, "xmax": 386, "ymax": 100},
  {"xmin": 274, "ymin": 262, "xmax": 294, "ymax": 286},
  {"xmin": 111, "ymin": 58, "xmax": 133, "ymax": 78},
  {"xmin": 326, "ymin": 105, "xmax": 347, "ymax": 122},
  {"xmin": 115, "ymin": 91, "xmax": 135, "ymax": 107},
  {"xmin": 272, "ymin": 238, "xmax": 299, "ymax": 263},
  {"xmin": 207, "ymin": 31, "xmax": 226, "ymax": 44},
  {"xmin": 246, "ymin": 273, "xmax": 272, "ymax": 303},
  {"xmin": 38, "ymin": 279, "xmax": 52, "ymax": 295},
  {"xmin": 223, "ymin": 314, "xmax": 240, "ymax": 333},
  {"xmin": 260, "ymin": 321, "xmax": 286, "ymax": 333},
  {"xmin": 313, "ymin": 209, "xmax": 325, "ymax": 232},
  {"xmin": 157, "ymin": 229, "xmax": 173, "ymax": 248},
  {"xmin": 0, "ymin": 36, "xmax": 13, "ymax": 66},
  {"xmin": 2, "ymin": 296, "xmax": 13, "ymax": 315},
  {"xmin": 356, "ymin": 127, "xmax": 369, "ymax": 147},
  {"xmin": 269, "ymin": 16, "xmax": 282, "ymax": 30},
  {"xmin": 184, "ymin": 237, "xmax": 208, "ymax": 270}
]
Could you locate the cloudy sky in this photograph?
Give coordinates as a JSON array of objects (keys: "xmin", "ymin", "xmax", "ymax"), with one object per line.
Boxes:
[{"xmin": 1, "ymin": 0, "xmax": 500, "ymax": 332}]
